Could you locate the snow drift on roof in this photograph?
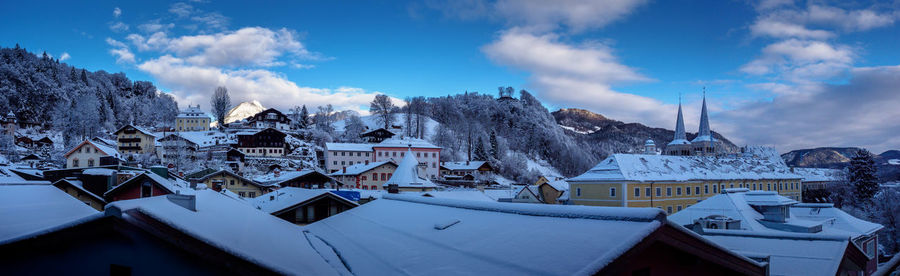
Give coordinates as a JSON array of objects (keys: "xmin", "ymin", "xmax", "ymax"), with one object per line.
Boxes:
[
  {"xmin": 568, "ymin": 154, "xmax": 801, "ymax": 182},
  {"xmin": 0, "ymin": 185, "xmax": 99, "ymax": 242},
  {"xmin": 325, "ymin": 143, "xmax": 373, "ymax": 152},
  {"xmin": 250, "ymin": 187, "xmax": 357, "ymax": 214}
]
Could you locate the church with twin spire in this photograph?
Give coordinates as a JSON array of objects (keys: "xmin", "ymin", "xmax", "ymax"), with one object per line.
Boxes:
[{"xmin": 665, "ymin": 93, "xmax": 716, "ymax": 157}]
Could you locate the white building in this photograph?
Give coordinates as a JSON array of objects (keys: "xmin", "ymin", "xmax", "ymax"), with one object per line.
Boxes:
[
  {"xmin": 324, "ymin": 138, "xmax": 441, "ymax": 179},
  {"xmin": 63, "ymin": 140, "xmax": 123, "ymax": 168},
  {"xmin": 176, "ymin": 105, "xmax": 210, "ymax": 131}
]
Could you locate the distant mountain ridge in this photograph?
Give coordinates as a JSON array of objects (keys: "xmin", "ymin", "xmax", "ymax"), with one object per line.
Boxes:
[
  {"xmin": 225, "ymin": 100, "xmax": 266, "ymax": 124},
  {"xmin": 781, "ymin": 147, "xmax": 900, "ymax": 182},
  {"xmin": 552, "ymin": 108, "xmax": 739, "ymax": 155}
]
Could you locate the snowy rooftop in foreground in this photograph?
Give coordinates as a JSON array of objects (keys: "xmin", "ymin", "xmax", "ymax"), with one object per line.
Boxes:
[
  {"xmin": 302, "ymin": 194, "xmax": 669, "ymax": 275},
  {"xmin": 0, "ymin": 185, "xmax": 99, "ymax": 242},
  {"xmin": 568, "ymin": 154, "xmax": 801, "ymax": 182},
  {"xmin": 701, "ymin": 230, "xmax": 851, "ymax": 276},
  {"xmin": 418, "ymin": 190, "xmax": 496, "ymax": 202},
  {"xmin": 107, "ymin": 190, "xmax": 345, "ymax": 275},
  {"xmin": 250, "ymin": 188, "xmax": 357, "ymax": 214}
]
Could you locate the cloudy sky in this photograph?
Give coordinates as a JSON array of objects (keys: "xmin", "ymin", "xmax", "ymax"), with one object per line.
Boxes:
[{"xmin": 1, "ymin": 0, "xmax": 899, "ymax": 153}]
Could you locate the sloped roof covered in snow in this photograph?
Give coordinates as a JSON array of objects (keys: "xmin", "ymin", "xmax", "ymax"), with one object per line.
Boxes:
[
  {"xmin": 419, "ymin": 190, "xmax": 496, "ymax": 202},
  {"xmin": 104, "ymin": 172, "xmax": 194, "ymax": 197},
  {"xmin": 160, "ymin": 131, "xmax": 227, "ymax": 148},
  {"xmin": 107, "ymin": 190, "xmax": 345, "ymax": 275},
  {"xmin": 793, "ymin": 168, "xmax": 844, "ymax": 182},
  {"xmin": 792, "ymin": 203, "xmax": 882, "ymax": 236},
  {"xmin": 700, "ymin": 230, "xmax": 854, "ymax": 276},
  {"xmin": 441, "ymin": 161, "xmax": 489, "ymax": 171},
  {"xmin": 253, "ymin": 170, "xmax": 328, "ymax": 186},
  {"xmin": 0, "ymin": 185, "xmax": 99, "ymax": 242},
  {"xmin": 329, "ymin": 161, "xmax": 396, "ymax": 176},
  {"xmin": 482, "ymin": 188, "xmax": 517, "ymax": 201},
  {"xmin": 373, "ymin": 137, "xmax": 440, "ymax": 149},
  {"xmin": 568, "ymin": 154, "xmax": 801, "ymax": 182},
  {"xmin": 383, "ymin": 149, "xmax": 436, "ymax": 188},
  {"xmin": 63, "ymin": 140, "xmax": 123, "ymax": 160},
  {"xmin": 302, "ymin": 194, "xmax": 671, "ymax": 275},
  {"xmin": 250, "ymin": 187, "xmax": 357, "ymax": 214},
  {"xmin": 325, "ymin": 142, "xmax": 373, "ymax": 152},
  {"xmin": 53, "ymin": 178, "xmax": 105, "ymax": 203}
]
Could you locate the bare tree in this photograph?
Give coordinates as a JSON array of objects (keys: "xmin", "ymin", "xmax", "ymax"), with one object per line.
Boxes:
[
  {"xmin": 370, "ymin": 94, "xmax": 395, "ymax": 129},
  {"xmin": 210, "ymin": 86, "xmax": 231, "ymax": 131}
]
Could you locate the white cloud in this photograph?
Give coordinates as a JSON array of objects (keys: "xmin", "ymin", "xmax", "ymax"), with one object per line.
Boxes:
[
  {"xmin": 169, "ymin": 2, "xmax": 193, "ymax": 18},
  {"xmin": 109, "ymin": 22, "xmax": 130, "ymax": 32},
  {"xmin": 493, "ymin": 0, "xmax": 648, "ymax": 32},
  {"xmin": 138, "ymin": 20, "xmax": 175, "ymax": 33},
  {"xmin": 719, "ymin": 65, "xmax": 900, "ymax": 153},
  {"xmin": 750, "ymin": 20, "xmax": 833, "ymax": 39},
  {"xmin": 136, "ymin": 55, "xmax": 381, "ymax": 113},
  {"xmin": 741, "ymin": 39, "xmax": 855, "ymax": 81},
  {"xmin": 59, "ymin": 52, "xmax": 70, "ymax": 61},
  {"xmin": 191, "ymin": 12, "xmax": 230, "ymax": 31},
  {"xmin": 482, "ymin": 30, "xmax": 674, "ymax": 126},
  {"xmin": 113, "ymin": 7, "xmax": 121, "ymax": 18},
  {"xmin": 106, "ymin": 38, "xmax": 135, "ymax": 64}
]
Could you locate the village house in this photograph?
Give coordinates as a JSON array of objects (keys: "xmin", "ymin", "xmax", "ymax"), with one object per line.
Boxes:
[
  {"xmin": 302, "ymin": 193, "xmax": 768, "ymax": 275},
  {"xmin": 191, "ymin": 169, "xmax": 275, "ymax": 198},
  {"xmin": 383, "ymin": 148, "xmax": 437, "ymax": 192},
  {"xmin": 360, "ymin": 127, "xmax": 395, "ymax": 143},
  {"xmin": 329, "ymin": 161, "xmax": 398, "ymax": 190},
  {"xmin": 567, "ymin": 153, "xmax": 803, "ymax": 214},
  {"xmin": 669, "ymin": 188, "xmax": 882, "ymax": 276},
  {"xmin": 250, "ymin": 188, "xmax": 358, "ymax": 225},
  {"xmin": 236, "ymin": 128, "xmax": 287, "ymax": 157},
  {"xmin": 114, "ymin": 125, "xmax": 158, "ymax": 155},
  {"xmin": 510, "ymin": 185, "xmax": 543, "ymax": 203},
  {"xmin": 175, "ymin": 104, "xmax": 210, "ymax": 131},
  {"xmin": 246, "ymin": 108, "xmax": 291, "ymax": 131},
  {"xmin": 0, "ymin": 190, "xmax": 347, "ymax": 275},
  {"xmin": 253, "ymin": 169, "xmax": 335, "ymax": 189},
  {"xmin": 324, "ymin": 138, "xmax": 442, "ymax": 179},
  {"xmin": 53, "ymin": 178, "xmax": 106, "ymax": 211},
  {"xmin": 439, "ymin": 161, "xmax": 494, "ymax": 185},
  {"xmin": 157, "ymin": 131, "xmax": 229, "ymax": 166},
  {"xmin": 103, "ymin": 168, "xmax": 192, "ymax": 202},
  {"xmin": 63, "ymin": 140, "xmax": 123, "ymax": 169}
]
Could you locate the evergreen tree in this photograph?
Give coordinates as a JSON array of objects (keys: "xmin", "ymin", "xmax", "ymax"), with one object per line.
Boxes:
[
  {"xmin": 473, "ymin": 137, "xmax": 489, "ymax": 161},
  {"xmin": 489, "ymin": 130, "xmax": 499, "ymax": 159},
  {"xmin": 299, "ymin": 105, "xmax": 309, "ymax": 129},
  {"xmin": 849, "ymin": 149, "xmax": 879, "ymax": 202}
]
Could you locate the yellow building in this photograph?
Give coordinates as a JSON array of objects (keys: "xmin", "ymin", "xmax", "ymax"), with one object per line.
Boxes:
[
  {"xmin": 114, "ymin": 125, "xmax": 158, "ymax": 155},
  {"xmin": 193, "ymin": 169, "xmax": 276, "ymax": 198},
  {"xmin": 52, "ymin": 179, "xmax": 106, "ymax": 211},
  {"xmin": 176, "ymin": 104, "xmax": 210, "ymax": 131},
  {"xmin": 567, "ymin": 154, "xmax": 803, "ymax": 215}
]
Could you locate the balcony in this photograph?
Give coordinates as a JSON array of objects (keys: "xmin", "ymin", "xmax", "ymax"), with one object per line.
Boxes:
[
  {"xmin": 119, "ymin": 146, "xmax": 142, "ymax": 151},
  {"xmin": 119, "ymin": 138, "xmax": 141, "ymax": 143}
]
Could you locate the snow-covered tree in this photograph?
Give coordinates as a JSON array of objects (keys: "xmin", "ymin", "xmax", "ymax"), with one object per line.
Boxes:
[
  {"xmin": 340, "ymin": 115, "xmax": 366, "ymax": 143},
  {"xmin": 370, "ymin": 94, "xmax": 395, "ymax": 129},
  {"xmin": 210, "ymin": 86, "xmax": 231, "ymax": 130},
  {"xmin": 850, "ymin": 149, "xmax": 879, "ymax": 202}
]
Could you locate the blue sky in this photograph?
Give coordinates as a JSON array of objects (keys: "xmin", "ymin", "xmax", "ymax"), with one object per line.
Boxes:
[{"xmin": 2, "ymin": 0, "xmax": 900, "ymax": 152}]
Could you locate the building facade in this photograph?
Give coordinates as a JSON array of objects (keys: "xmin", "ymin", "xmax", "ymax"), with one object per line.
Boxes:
[
  {"xmin": 567, "ymin": 154, "xmax": 803, "ymax": 215},
  {"xmin": 236, "ymin": 128, "xmax": 287, "ymax": 157},
  {"xmin": 324, "ymin": 143, "xmax": 374, "ymax": 173},
  {"xmin": 115, "ymin": 125, "xmax": 158, "ymax": 155},
  {"xmin": 329, "ymin": 161, "xmax": 397, "ymax": 190},
  {"xmin": 324, "ymin": 138, "xmax": 441, "ymax": 179},
  {"xmin": 247, "ymin": 108, "xmax": 291, "ymax": 131},
  {"xmin": 63, "ymin": 140, "xmax": 123, "ymax": 169},
  {"xmin": 192, "ymin": 170, "xmax": 274, "ymax": 198},
  {"xmin": 175, "ymin": 105, "xmax": 210, "ymax": 131}
]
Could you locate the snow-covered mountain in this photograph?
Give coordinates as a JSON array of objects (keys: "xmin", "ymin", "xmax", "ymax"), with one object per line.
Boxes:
[{"xmin": 225, "ymin": 100, "xmax": 266, "ymax": 124}]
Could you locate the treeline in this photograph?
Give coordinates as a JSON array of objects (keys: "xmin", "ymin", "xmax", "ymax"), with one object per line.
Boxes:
[{"xmin": 0, "ymin": 45, "xmax": 178, "ymax": 146}]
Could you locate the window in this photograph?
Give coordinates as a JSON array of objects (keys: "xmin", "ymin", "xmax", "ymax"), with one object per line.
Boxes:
[
  {"xmin": 713, "ymin": 185, "xmax": 717, "ymax": 193},
  {"xmin": 666, "ymin": 187, "xmax": 672, "ymax": 196},
  {"xmin": 141, "ymin": 181, "xmax": 152, "ymax": 198},
  {"xmin": 704, "ymin": 185, "xmax": 709, "ymax": 194},
  {"xmin": 634, "ymin": 188, "xmax": 640, "ymax": 197},
  {"xmin": 767, "ymin": 183, "xmax": 771, "ymax": 190},
  {"xmin": 393, "ymin": 152, "xmax": 397, "ymax": 157},
  {"xmin": 333, "ymin": 161, "xmax": 337, "ymax": 165},
  {"xmin": 357, "ymin": 152, "xmax": 361, "ymax": 157},
  {"xmin": 752, "ymin": 183, "xmax": 757, "ymax": 190},
  {"xmin": 372, "ymin": 173, "xmax": 378, "ymax": 180},
  {"xmin": 576, "ymin": 188, "xmax": 581, "ymax": 197},
  {"xmin": 341, "ymin": 152, "xmax": 346, "ymax": 156},
  {"xmin": 366, "ymin": 152, "xmax": 370, "ymax": 157},
  {"xmin": 666, "ymin": 206, "xmax": 672, "ymax": 214},
  {"xmin": 676, "ymin": 187, "xmax": 682, "ymax": 196},
  {"xmin": 686, "ymin": 186, "xmax": 691, "ymax": 195},
  {"xmin": 230, "ymin": 180, "xmax": 235, "ymax": 186},
  {"xmin": 333, "ymin": 152, "xmax": 338, "ymax": 156},
  {"xmin": 381, "ymin": 173, "xmax": 386, "ymax": 181},
  {"xmin": 87, "ymin": 159, "xmax": 95, "ymax": 167},
  {"xmin": 695, "ymin": 186, "xmax": 700, "ymax": 195},
  {"xmin": 609, "ymin": 188, "xmax": 616, "ymax": 197},
  {"xmin": 417, "ymin": 153, "xmax": 421, "ymax": 157},
  {"xmin": 645, "ymin": 187, "xmax": 651, "ymax": 197},
  {"xmin": 341, "ymin": 161, "xmax": 346, "ymax": 165},
  {"xmin": 238, "ymin": 192, "xmax": 246, "ymax": 197},
  {"xmin": 677, "ymin": 205, "xmax": 683, "ymax": 212},
  {"xmin": 656, "ymin": 187, "xmax": 661, "ymax": 197},
  {"xmin": 248, "ymin": 192, "xmax": 256, "ymax": 197}
]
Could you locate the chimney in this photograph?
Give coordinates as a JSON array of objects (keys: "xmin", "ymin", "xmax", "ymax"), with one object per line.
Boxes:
[
  {"xmin": 365, "ymin": 160, "xmax": 369, "ymax": 165},
  {"xmin": 166, "ymin": 193, "xmax": 196, "ymax": 212},
  {"xmin": 387, "ymin": 184, "xmax": 399, "ymax": 194},
  {"xmin": 343, "ymin": 167, "xmax": 347, "ymax": 173},
  {"xmin": 466, "ymin": 160, "xmax": 470, "ymax": 165},
  {"xmin": 150, "ymin": 165, "xmax": 169, "ymax": 179}
]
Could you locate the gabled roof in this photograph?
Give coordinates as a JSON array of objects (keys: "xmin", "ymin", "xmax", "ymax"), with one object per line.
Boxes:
[
  {"xmin": 63, "ymin": 140, "xmax": 123, "ymax": 159},
  {"xmin": 568, "ymin": 154, "xmax": 801, "ymax": 182},
  {"xmin": 103, "ymin": 172, "xmax": 192, "ymax": 198},
  {"xmin": 440, "ymin": 161, "xmax": 491, "ymax": 171},
  {"xmin": 194, "ymin": 169, "xmax": 274, "ymax": 188},
  {"xmin": 250, "ymin": 187, "xmax": 357, "ymax": 214},
  {"xmin": 106, "ymin": 190, "xmax": 345, "ymax": 275},
  {"xmin": 252, "ymin": 169, "xmax": 332, "ymax": 186},
  {"xmin": 419, "ymin": 190, "xmax": 496, "ymax": 202},
  {"xmin": 516, "ymin": 185, "xmax": 541, "ymax": 200},
  {"xmin": 114, "ymin": 124, "xmax": 157, "ymax": 138},
  {"xmin": 383, "ymin": 148, "xmax": 437, "ymax": 188},
  {"xmin": 302, "ymin": 194, "xmax": 755, "ymax": 275},
  {"xmin": 373, "ymin": 138, "xmax": 440, "ymax": 149},
  {"xmin": 53, "ymin": 178, "xmax": 105, "ymax": 204},
  {"xmin": 325, "ymin": 142, "xmax": 374, "ymax": 152},
  {"xmin": 0, "ymin": 184, "xmax": 99, "ymax": 242},
  {"xmin": 329, "ymin": 161, "xmax": 396, "ymax": 176}
]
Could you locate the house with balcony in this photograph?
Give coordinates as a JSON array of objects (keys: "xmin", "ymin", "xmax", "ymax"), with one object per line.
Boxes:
[
  {"xmin": 114, "ymin": 125, "xmax": 158, "ymax": 155},
  {"xmin": 175, "ymin": 104, "xmax": 210, "ymax": 131},
  {"xmin": 236, "ymin": 128, "xmax": 288, "ymax": 157},
  {"xmin": 246, "ymin": 108, "xmax": 291, "ymax": 131}
]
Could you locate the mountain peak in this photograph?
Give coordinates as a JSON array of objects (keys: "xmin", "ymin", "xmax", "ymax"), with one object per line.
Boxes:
[{"xmin": 224, "ymin": 100, "xmax": 267, "ymax": 124}]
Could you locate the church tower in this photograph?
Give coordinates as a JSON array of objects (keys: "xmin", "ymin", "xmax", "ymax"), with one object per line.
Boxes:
[
  {"xmin": 665, "ymin": 101, "xmax": 692, "ymax": 156},
  {"xmin": 691, "ymin": 90, "xmax": 716, "ymax": 156}
]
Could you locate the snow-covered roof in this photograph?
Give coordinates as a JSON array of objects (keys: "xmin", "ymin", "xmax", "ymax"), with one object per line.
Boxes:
[
  {"xmin": 54, "ymin": 179, "xmax": 105, "ymax": 203},
  {"xmin": 82, "ymin": 168, "xmax": 116, "ymax": 176},
  {"xmin": 793, "ymin": 168, "xmax": 844, "ymax": 182},
  {"xmin": 0, "ymin": 166, "xmax": 30, "ymax": 183},
  {"xmin": 160, "ymin": 131, "xmax": 227, "ymax": 148},
  {"xmin": 253, "ymin": 170, "xmax": 323, "ymax": 186},
  {"xmin": 194, "ymin": 170, "xmax": 274, "ymax": 188},
  {"xmin": 419, "ymin": 190, "xmax": 496, "ymax": 202},
  {"xmin": 250, "ymin": 187, "xmax": 357, "ymax": 214},
  {"xmin": 177, "ymin": 105, "xmax": 208, "ymax": 118},
  {"xmin": 441, "ymin": 161, "xmax": 488, "ymax": 171},
  {"xmin": 104, "ymin": 172, "xmax": 194, "ymax": 197},
  {"xmin": 383, "ymin": 149, "xmax": 437, "ymax": 188},
  {"xmin": 568, "ymin": 154, "xmax": 801, "ymax": 183},
  {"xmin": 63, "ymin": 140, "xmax": 123, "ymax": 160},
  {"xmin": 325, "ymin": 142, "xmax": 373, "ymax": 152},
  {"xmin": 0, "ymin": 185, "xmax": 99, "ymax": 242},
  {"xmin": 329, "ymin": 161, "xmax": 395, "ymax": 176},
  {"xmin": 114, "ymin": 125, "xmax": 158, "ymax": 138},
  {"xmin": 107, "ymin": 190, "xmax": 345, "ymax": 275},
  {"xmin": 482, "ymin": 188, "xmax": 517, "ymax": 201},
  {"xmin": 302, "ymin": 194, "xmax": 672, "ymax": 275},
  {"xmin": 669, "ymin": 189, "xmax": 881, "ymax": 239},
  {"xmin": 373, "ymin": 137, "xmax": 440, "ymax": 149},
  {"xmin": 700, "ymin": 230, "xmax": 852, "ymax": 276},
  {"xmin": 545, "ymin": 179, "xmax": 570, "ymax": 191}
]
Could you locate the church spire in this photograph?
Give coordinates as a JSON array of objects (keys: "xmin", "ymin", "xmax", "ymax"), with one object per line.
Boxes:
[
  {"xmin": 697, "ymin": 88, "xmax": 711, "ymax": 138},
  {"xmin": 670, "ymin": 100, "xmax": 687, "ymax": 144}
]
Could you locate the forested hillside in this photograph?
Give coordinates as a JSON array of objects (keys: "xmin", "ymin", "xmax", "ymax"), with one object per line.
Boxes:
[{"xmin": 0, "ymin": 45, "xmax": 178, "ymax": 146}]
